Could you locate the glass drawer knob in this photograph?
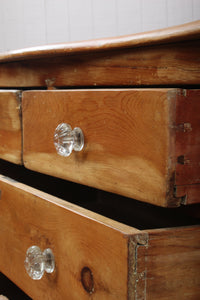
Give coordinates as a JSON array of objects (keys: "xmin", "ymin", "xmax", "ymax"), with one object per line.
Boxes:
[
  {"xmin": 24, "ymin": 246, "xmax": 55, "ymax": 280},
  {"xmin": 54, "ymin": 123, "xmax": 84, "ymax": 157}
]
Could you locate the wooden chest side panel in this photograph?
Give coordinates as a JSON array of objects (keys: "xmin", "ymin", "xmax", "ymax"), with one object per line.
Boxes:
[
  {"xmin": 0, "ymin": 175, "xmax": 139, "ymax": 300},
  {"xmin": 142, "ymin": 227, "xmax": 200, "ymax": 300},
  {"xmin": 22, "ymin": 89, "xmax": 175, "ymax": 206},
  {"xmin": 175, "ymin": 90, "xmax": 200, "ymax": 205},
  {"xmin": 0, "ymin": 90, "xmax": 22, "ymax": 164}
]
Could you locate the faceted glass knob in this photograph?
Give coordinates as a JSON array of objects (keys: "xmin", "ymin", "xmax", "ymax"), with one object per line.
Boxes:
[
  {"xmin": 24, "ymin": 246, "xmax": 55, "ymax": 280},
  {"xmin": 54, "ymin": 123, "xmax": 84, "ymax": 157}
]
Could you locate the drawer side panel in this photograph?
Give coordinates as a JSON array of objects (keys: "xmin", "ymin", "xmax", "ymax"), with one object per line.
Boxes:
[
  {"xmin": 175, "ymin": 90, "xmax": 200, "ymax": 205},
  {"xmin": 143, "ymin": 227, "xmax": 200, "ymax": 300}
]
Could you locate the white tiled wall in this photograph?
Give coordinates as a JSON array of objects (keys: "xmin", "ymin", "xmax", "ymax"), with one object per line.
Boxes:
[{"xmin": 0, "ymin": 0, "xmax": 199, "ymax": 52}]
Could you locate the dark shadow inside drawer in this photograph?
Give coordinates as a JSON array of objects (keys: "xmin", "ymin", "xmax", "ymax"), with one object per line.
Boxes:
[
  {"xmin": 0, "ymin": 159, "xmax": 199, "ymax": 230},
  {"xmin": 0, "ymin": 272, "xmax": 31, "ymax": 300}
]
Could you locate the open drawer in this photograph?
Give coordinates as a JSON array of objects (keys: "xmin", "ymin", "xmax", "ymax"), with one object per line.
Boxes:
[
  {"xmin": 0, "ymin": 172, "xmax": 199, "ymax": 300},
  {"xmin": 22, "ymin": 89, "xmax": 200, "ymax": 207},
  {"xmin": 0, "ymin": 90, "xmax": 22, "ymax": 164}
]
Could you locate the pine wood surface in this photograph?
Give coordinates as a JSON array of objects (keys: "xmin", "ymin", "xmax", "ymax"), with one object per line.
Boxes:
[
  {"xmin": 142, "ymin": 226, "xmax": 200, "ymax": 300},
  {"xmin": 0, "ymin": 90, "xmax": 22, "ymax": 164},
  {"xmin": 22, "ymin": 89, "xmax": 177, "ymax": 207},
  {"xmin": 0, "ymin": 174, "xmax": 142, "ymax": 300},
  {"xmin": 0, "ymin": 20, "xmax": 199, "ymax": 299},
  {"xmin": 0, "ymin": 175, "xmax": 199, "ymax": 299}
]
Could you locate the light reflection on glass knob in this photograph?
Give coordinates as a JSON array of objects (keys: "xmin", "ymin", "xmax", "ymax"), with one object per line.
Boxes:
[
  {"xmin": 24, "ymin": 246, "xmax": 55, "ymax": 280},
  {"xmin": 54, "ymin": 123, "xmax": 84, "ymax": 157}
]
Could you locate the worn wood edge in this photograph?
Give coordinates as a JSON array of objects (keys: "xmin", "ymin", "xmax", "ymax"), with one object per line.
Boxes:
[
  {"xmin": 22, "ymin": 87, "xmax": 174, "ymax": 93},
  {"xmin": 128, "ymin": 233, "xmax": 148, "ymax": 300},
  {"xmin": 0, "ymin": 90, "xmax": 21, "ymax": 93},
  {"xmin": 164, "ymin": 89, "xmax": 182, "ymax": 208},
  {"xmin": 0, "ymin": 21, "xmax": 199, "ymax": 63},
  {"xmin": 17, "ymin": 91, "xmax": 23, "ymax": 165},
  {"xmin": 146, "ymin": 224, "xmax": 200, "ymax": 236},
  {"xmin": 0, "ymin": 174, "xmax": 139, "ymax": 236}
]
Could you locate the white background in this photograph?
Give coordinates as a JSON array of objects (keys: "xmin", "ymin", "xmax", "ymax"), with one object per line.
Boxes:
[{"xmin": 0, "ymin": 0, "xmax": 200, "ymax": 52}]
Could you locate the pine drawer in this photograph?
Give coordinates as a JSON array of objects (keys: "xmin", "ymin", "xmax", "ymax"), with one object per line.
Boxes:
[
  {"xmin": 0, "ymin": 90, "xmax": 22, "ymax": 164},
  {"xmin": 22, "ymin": 89, "xmax": 200, "ymax": 207},
  {"xmin": 0, "ymin": 174, "xmax": 199, "ymax": 300}
]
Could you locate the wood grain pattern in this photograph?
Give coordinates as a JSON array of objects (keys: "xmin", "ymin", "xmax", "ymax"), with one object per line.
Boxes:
[
  {"xmin": 0, "ymin": 174, "xmax": 143, "ymax": 300},
  {"xmin": 0, "ymin": 175, "xmax": 199, "ymax": 299},
  {"xmin": 0, "ymin": 90, "xmax": 22, "ymax": 164},
  {"xmin": 175, "ymin": 90, "xmax": 200, "ymax": 205},
  {"xmin": 140, "ymin": 227, "xmax": 200, "ymax": 300},
  {"xmin": 22, "ymin": 89, "xmax": 177, "ymax": 207},
  {"xmin": 0, "ymin": 21, "xmax": 199, "ymax": 62},
  {"xmin": 0, "ymin": 39, "xmax": 199, "ymax": 88}
]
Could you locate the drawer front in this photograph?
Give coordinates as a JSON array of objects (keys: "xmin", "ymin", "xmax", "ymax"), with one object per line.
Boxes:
[
  {"xmin": 0, "ymin": 174, "xmax": 141, "ymax": 300},
  {"xmin": 22, "ymin": 89, "xmax": 200, "ymax": 207},
  {"xmin": 0, "ymin": 175, "xmax": 199, "ymax": 299},
  {"xmin": 22, "ymin": 89, "xmax": 176, "ymax": 207},
  {"xmin": 0, "ymin": 90, "xmax": 22, "ymax": 164}
]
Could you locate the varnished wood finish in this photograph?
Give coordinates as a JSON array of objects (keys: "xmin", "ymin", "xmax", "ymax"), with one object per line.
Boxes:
[
  {"xmin": 0, "ymin": 174, "xmax": 142, "ymax": 300},
  {"xmin": 22, "ymin": 89, "xmax": 178, "ymax": 207},
  {"xmin": 0, "ymin": 21, "xmax": 199, "ymax": 63},
  {"xmin": 0, "ymin": 40, "xmax": 199, "ymax": 88},
  {"xmin": 0, "ymin": 91, "xmax": 22, "ymax": 164},
  {"xmin": 0, "ymin": 21, "xmax": 200, "ymax": 88}
]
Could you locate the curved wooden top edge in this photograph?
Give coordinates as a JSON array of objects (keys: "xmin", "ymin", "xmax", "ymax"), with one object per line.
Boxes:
[{"xmin": 0, "ymin": 20, "xmax": 200, "ymax": 63}]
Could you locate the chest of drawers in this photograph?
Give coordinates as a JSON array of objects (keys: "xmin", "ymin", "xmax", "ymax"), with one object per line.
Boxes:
[{"xmin": 0, "ymin": 21, "xmax": 199, "ymax": 299}]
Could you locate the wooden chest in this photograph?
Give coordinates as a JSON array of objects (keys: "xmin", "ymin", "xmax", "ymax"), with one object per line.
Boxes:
[{"xmin": 0, "ymin": 21, "xmax": 199, "ymax": 299}]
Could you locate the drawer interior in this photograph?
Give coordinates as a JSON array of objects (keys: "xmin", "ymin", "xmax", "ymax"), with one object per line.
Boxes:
[
  {"xmin": 0, "ymin": 272, "xmax": 31, "ymax": 300},
  {"xmin": 0, "ymin": 159, "xmax": 199, "ymax": 230}
]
